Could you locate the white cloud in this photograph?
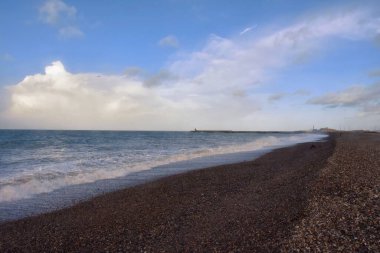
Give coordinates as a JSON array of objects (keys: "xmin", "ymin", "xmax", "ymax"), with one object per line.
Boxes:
[
  {"xmin": 39, "ymin": 0, "xmax": 76, "ymax": 25},
  {"xmin": 158, "ymin": 35, "xmax": 179, "ymax": 48},
  {"xmin": 5, "ymin": 62, "xmax": 161, "ymax": 129},
  {"xmin": 2, "ymin": 61, "xmax": 258, "ymax": 130},
  {"xmin": 3, "ymin": 8, "xmax": 380, "ymax": 130},
  {"xmin": 39, "ymin": 0, "xmax": 83, "ymax": 38}
]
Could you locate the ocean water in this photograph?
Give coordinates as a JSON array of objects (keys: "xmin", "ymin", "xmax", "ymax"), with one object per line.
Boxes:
[{"xmin": 0, "ymin": 130, "xmax": 326, "ymax": 221}]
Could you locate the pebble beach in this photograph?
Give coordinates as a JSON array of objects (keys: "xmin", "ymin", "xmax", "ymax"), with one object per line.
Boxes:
[{"xmin": 0, "ymin": 132, "xmax": 379, "ymax": 252}]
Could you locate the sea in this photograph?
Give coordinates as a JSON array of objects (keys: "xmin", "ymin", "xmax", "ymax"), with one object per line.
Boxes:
[{"xmin": 0, "ymin": 130, "xmax": 326, "ymax": 222}]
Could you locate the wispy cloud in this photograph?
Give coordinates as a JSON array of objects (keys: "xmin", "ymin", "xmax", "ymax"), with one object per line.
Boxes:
[
  {"xmin": 268, "ymin": 89, "xmax": 310, "ymax": 102},
  {"xmin": 0, "ymin": 53, "xmax": 14, "ymax": 62},
  {"xmin": 171, "ymin": 9, "xmax": 380, "ymax": 88},
  {"xmin": 39, "ymin": 0, "xmax": 76, "ymax": 25},
  {"xmin": 293, "ymin": 89, "xmax": 310, "ymax": 96},
  {"xmin": 362, "ymin": 103, "xmax": 380, "ymax": 115},
  {"xmin": 39, "ymin": 0, "xmax": 83, "ymax": 39},
  {"xmin": 59, "ymin": 26, "xmax": 84, "ymax": 39},
  {"xmin": 368, "ymin": 69, "xmax": 380, "ymax": 77},
  {"xmin": 309, "ymin": 84, "xmax": 380, "ymax": 107},
  {"xmin": 309, "ymin": 82, "xmax": 380, "ymax": 115},
  {"xmin": 268, "ymin": 93, "xmax": 286, "ymax": 102},
  {"xmin": 123, "ymin": 67, "xmax": 176, "ymax": 87},
  {"xmin": 143, "ymin": 70, "xmax": 177, "ymax": 87},
  {"xmin": 239, "ymin": 25, "xmax": 257, "ymax": 35},
  {"xmin": 124, "ymin": 67, "xmax": 143, "ymax": 77},
  {"xmin": 158, "ymin": 35, "xmax": 179, "ymax": 48}
]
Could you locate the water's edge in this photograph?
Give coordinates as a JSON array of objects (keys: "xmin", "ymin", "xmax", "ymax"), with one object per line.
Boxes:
[{"xmin": 0, "ymin": 135, "xmax": 327, "ymax": 223}]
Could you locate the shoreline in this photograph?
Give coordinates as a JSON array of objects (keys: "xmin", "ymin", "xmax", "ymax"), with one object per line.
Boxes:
[
  {"xmin": 0, "ymin": 132, "xmax": 379, "ymax": 251},
  {"xmin": 0, "ymin": 133, "xmax": 325, "ymax": 222}
]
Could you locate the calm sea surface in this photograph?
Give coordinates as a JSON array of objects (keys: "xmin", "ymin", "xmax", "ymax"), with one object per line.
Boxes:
[{"xmin": 0, "ymin": 130, "xmax": 325, "ymax": 221}]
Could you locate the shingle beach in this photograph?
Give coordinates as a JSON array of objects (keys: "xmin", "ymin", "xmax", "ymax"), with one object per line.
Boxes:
[{"xmin": 0, "ymin": 132, "xmax": 379, "ymax": 252}]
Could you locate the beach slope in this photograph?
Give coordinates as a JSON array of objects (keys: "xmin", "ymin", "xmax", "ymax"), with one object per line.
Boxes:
[{"xmin": 0, "ymin": 132, "xmax": 379, "ymax": 252}]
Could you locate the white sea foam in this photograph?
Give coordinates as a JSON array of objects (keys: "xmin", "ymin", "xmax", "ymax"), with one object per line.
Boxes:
[{"xmin": 0, "ymin": 133, "xmax": 326, "ymax": 202}]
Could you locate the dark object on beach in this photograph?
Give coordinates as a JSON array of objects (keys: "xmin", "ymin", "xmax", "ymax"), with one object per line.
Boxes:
[{"xmin": 310, "ymin": 144, "xmax": 316, "ymax": 149}]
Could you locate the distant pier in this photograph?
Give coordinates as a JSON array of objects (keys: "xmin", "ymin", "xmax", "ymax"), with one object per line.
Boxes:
[{"xmin": 190, "ymin": 129, "xmax": 307, "ymax": 134}]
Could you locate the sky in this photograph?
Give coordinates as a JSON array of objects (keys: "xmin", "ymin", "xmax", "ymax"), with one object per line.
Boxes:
[{"xmin": 0, "ymin": 0, "xmax": 380, "ymax": 131}]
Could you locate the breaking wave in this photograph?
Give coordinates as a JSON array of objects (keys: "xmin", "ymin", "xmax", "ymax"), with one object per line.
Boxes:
[{"xmin": 0, "ymin": 133, "xmax": 325, "ymax": 202}]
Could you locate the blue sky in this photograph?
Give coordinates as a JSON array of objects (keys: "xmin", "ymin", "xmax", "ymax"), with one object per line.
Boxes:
[{"xmin": 1, "ymin": 0, "xmax": 380, "ymax": 130}]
